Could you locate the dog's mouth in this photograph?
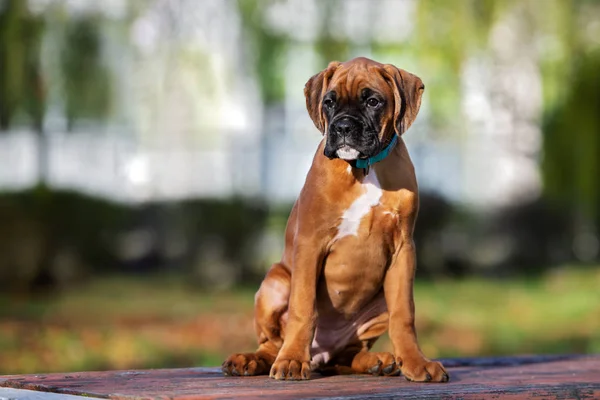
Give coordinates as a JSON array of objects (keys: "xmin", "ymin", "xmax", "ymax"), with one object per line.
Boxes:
[
  {"xmin": 336, "ymin": 145, "xmax": 361, "ymax": 160},
  {"xmin": 323, "ymin": 123, "xmax": 381, "ymax": 161}
]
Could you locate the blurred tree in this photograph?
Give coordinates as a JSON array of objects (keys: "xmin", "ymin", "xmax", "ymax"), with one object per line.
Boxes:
[
  {"xmin": 0, "ymin": 0, "xmax": 47, "ymax": 185},
  {"xmin": 542, "ymin": 50, "xmax": 600, "ymax": 228},
  {"xmin": 408, "ymin": 0, "xmax": 600, "ymax": 258},
  {"xmin": 0, "ymin": 0, "xmax": 50, "ymax": 290},
  {"xmin": 314, "ymin": 0, "xmax": 350, "ymax": 66},
  {"xmin": 0, "ymin": 0, "xmax": 46, "ymax": 131},
  {"xmin": 0, "ymin": 0, "xmax": 118, "ymax": 291},
  {"xmin": 235, "ymin": 0, "xmax": 289, "ymax": 202},
  {"xmin": 539, "ymin": 0, "xmax": 600, "ymax": 236},
  {"xmin": 61, "ymin": 15, "xmax": 112, "ymax": 131},
  {"xmin": 1, "ymin": 1, "xmax": 114, "ymax": 172},
  {"xmin": 410, "ymin": 0, "xmax": 516, "ymax": 130},
  {"xmin": 236, "ymin": 0, "xmax": 288, "ymax": 105}
]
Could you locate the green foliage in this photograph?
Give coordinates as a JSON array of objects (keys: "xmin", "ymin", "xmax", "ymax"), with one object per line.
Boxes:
[
  {"xmin": 542, "ymin": 50, "xmax": 600, "ymax": 220},
  {"xmin": 0, "ymin": 1, "xmax": 114, "ymax": 132},
  {"xmin": 235, "ymin": 0, "xmax": 352, "ymax": 102},
  {"xmin": 409, "ymin": 0, "xmax": 600, "ymax": 226},
  {"xmin": 236, "ymin": 0, "xmax": 288, "ymax": 105},
  {"xmin": 0, "ymin": 189, "xmax": 270, "ymax": 290},
  {"xmin": 409, "ymin": 0, "xmax": 513, "ymax": 130},
  {"xmin": 0, "ymin": 0, "xmax": 46, "ymax": 130},
  {"xmin": 61, "ymin": 15, "xmax": 112, "ymax": 129},
  {"xmin": 0, "ymin": 189, "xmax": 130, "ymax": 289},
  {"xmin": 1, "ymin": 267, "xmax": 598, "ymax": 374},
  {"xmin": 313, "ymin": 0, "xmax": 349, "ymax": 65}
]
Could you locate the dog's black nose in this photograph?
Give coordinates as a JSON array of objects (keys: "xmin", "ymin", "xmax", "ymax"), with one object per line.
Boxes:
[{"xmin": 333, "ymin": 117, "xmax": 360, "ymax": 136}]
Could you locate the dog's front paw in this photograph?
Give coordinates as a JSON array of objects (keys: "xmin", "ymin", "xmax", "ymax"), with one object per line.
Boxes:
[
  {"xmin": 222, "ymin": 353, "xmax": 270, "ymax": 376},
  {"xmin": 399, "ymin": 357, "xmax": 449, "ymax": 383},
  {"xmin": 269, "ymin": 358, "xmax": 311, "ymax": 380}
]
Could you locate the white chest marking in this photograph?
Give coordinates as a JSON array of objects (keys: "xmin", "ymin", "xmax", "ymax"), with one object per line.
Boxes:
[{"xmin": 334, "ymin": 169, "xmax": 382, "ymax": 241}]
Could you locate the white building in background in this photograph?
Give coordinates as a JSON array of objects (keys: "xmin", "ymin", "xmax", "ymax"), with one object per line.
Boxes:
[{"xmin": 0, "ymin": 0, "xmax": 544, "ymax": 209}]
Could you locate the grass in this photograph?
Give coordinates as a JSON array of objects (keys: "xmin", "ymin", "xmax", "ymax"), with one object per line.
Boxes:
[{"xmin": 1, "ymin": 266, "xmax": 599, "ymax": 375}]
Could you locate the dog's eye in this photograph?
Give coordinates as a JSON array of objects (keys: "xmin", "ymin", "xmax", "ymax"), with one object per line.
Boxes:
[
  {"xmin": 323, "ymin": 99, "xmax": 335, "ymax": 110},
  {"xmin": 367, "ymin": 98, "xmax": 380, "ymax": 108}
]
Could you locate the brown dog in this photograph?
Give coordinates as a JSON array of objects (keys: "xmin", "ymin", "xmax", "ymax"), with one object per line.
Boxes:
[{"xmin": 222, "ymin": 57, "xmax": 448, "ymax": 382}]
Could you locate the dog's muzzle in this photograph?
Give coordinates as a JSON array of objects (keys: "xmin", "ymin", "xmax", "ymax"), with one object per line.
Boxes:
[{"xmin": 327, "ymin": 117, "xmax": 363, "ymax": 160}]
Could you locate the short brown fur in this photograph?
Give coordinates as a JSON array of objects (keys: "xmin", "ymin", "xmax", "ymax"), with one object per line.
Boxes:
[{"xmin": 222, "ymin": 57, "xmax": 448, "ymax": 382}]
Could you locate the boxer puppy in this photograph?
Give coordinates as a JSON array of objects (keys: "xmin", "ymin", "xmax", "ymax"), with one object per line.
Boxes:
[{"xmin": 222, "ymin": 57, "xmax": 448, "ymax": 382}]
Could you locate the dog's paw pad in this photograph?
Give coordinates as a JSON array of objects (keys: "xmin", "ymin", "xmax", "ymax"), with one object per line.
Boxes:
[
  {"xmin": 270, "ymin": 359, "xmax": 311, "ymax": 380},
  {"xmin": 382, "ymin": 362, "xmax": 398, "ymax": 375},
  {"xmin": 400, "ymin": 358, "xmax": 449, "ymax": 383},
  {"xmin": 367, "ymin": 360, "xmax": 383, "ymax": 375}
]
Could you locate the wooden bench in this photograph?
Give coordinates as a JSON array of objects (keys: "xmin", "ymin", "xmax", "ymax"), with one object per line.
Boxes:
[{"xmin": 1, "ymin": 355, "xmax": 599, "ymax": 399}]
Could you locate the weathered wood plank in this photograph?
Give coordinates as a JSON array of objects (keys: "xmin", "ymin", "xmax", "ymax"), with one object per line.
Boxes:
[
  {"xmin": 1, "ymin": 355, "xmax": 599, "ymax": 399},
  {"xmin": 0, "ymin": 387, "xmax": 104, "ymax": 400}
]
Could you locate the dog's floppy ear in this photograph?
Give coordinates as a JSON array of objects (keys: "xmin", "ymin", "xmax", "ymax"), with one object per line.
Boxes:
[
  {"xmin": 382, "ymin": 64, "xmax": 424, "ymax": 135},
  {"xmin": 304, "ymin": 61, "xmax": 341, "ymax": 134}
]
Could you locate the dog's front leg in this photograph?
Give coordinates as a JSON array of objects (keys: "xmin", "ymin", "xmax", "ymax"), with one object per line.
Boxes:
[
  {"xmin": 269, "ymin": 240, "xmax": 323, "ymax": 380},
  {"xmin": 384, "ymin": 237, "xmax": 449, "ymax": 383}
]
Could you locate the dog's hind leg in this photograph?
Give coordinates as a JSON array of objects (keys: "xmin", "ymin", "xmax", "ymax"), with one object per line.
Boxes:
[
  {"xmin": 319, "ymin": 312, "xmax": 400, "ymax": 376},
  {"xmin": 320, "ymin": 343, "xmax": 399, "ymax": 377},
  {"xmin": 222, "ymin": 262, "xmax": 290, "ymax": 376},
  {"xmin": 349, "ymin": 348, "xmax": 401, "ymax": 376}
]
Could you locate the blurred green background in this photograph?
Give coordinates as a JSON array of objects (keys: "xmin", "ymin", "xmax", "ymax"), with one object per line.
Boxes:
[{"xmin": 1, "ymin": 0, "xmax": 600, "ymax": 375}]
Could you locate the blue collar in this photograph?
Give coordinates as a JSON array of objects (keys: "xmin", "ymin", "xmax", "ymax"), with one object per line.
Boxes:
[{"xmin": 354, "ymin": 135, "xmax": 398, "ymax": 169}]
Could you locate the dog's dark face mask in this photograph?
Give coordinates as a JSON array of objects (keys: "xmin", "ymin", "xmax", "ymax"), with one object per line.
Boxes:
[
  {"xmin": 304, "ymin": 57, "xmax": 425, "ymax": 163},
  {"xmin": 321, "ymin": 87, "xmax": 386, "ymax": 161}
]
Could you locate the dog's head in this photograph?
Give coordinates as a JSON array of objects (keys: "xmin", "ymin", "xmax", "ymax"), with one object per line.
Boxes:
[{"xmin": 304, "ymin": 57, "xmax": 424, "ymax": 161}]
